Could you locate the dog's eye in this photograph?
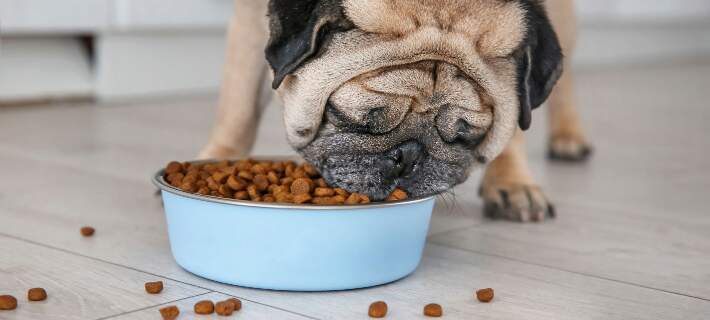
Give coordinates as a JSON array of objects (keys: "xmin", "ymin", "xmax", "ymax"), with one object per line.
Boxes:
[{"xmin": 326, "ymin": 103, "xmax": 404, "ymax": 134}]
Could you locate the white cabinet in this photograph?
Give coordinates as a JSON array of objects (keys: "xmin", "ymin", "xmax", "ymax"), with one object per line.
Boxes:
[
  {"xmin": 0, "ymin": 0, "xmax": 233, "ymax": 102},
  {"xmin": 0, "ymin": 0, "xmax": 232, "ymax": 33},
  {"xmin": 112, "ymin": 0, "xmax": 232, "ymax": 30},
  {"xmin": 0, "ymin": 0, "xmax": 111, "ymax": 33},
  {"xmin": 1, "ymin": 0, "xmax": 709, "ymax": 102}
]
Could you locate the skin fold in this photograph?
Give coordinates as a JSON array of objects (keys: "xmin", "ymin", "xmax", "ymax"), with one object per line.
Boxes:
[{"xmin": 200, "ymin": 0, "xmax": 588, "ymax": 222}]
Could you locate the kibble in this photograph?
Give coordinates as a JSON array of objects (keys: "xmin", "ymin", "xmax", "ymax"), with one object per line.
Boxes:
[
  {"xmin": 159, "ymin": 305, "xmax": 179, "ymax": 320},
  {"xmin": 423, "ymin": 303, "xmax": 442, "ymax": 317},
  {"xmin": 368, "ymin": 301, "xmax": 388, "ymax": 318},
  {"xmin": 80, "ymin": 226, "xmax": 95, "ymax": 237},
  {"xmin": 163, "ymin": 160, "xmax": 408, "ymax": 205},
  {"xmin": 27, "ymin": 288, "xmax": 47, "ymax": 301},
  {"xmin": 476, "ymin": 288, "xmax": 494, "ymax": 302},
  {"xmin": 194, "ymin": 300, "xmax": 215, "ymax": 314},
  {"xmin": 144, "ymin": 281, "xmax": 163, "ymax": 294},
  {"xmin": 0, "ymin": 295, "xmax": 18, "ymax": 310},
  {"xmin": 215, "ymin": 300, "xmax": 235, "ymax": 316},
  {"xmin": 386, "ymin": 188, "xmax": 408, "ymax": 201},
  {"xmin": 224, "ymin": 298, "xmax": 242, "ymax": 311}
]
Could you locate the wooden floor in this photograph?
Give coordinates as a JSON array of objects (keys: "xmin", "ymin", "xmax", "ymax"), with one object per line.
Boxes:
[{"xmin": 1, "ymin": 59, "xmax": 709, "ymax": 319}]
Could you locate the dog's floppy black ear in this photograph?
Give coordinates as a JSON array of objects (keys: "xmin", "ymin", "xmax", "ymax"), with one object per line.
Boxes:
[
  {"xmin": 266, "ymin": 0, "xmax": 354, "ymax": 89},
  {"xmin": 515, "ymin": 1, "xmax": 563, "ymax": 130}
]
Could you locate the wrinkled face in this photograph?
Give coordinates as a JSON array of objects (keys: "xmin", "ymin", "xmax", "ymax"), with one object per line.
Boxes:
[
  {"xmin": 301, "ymin": 61, "xmax": 496, "ymax": 199},
  {"xmin": 266, "ymin": 0, "xmax": 562, "ymax": 200}
]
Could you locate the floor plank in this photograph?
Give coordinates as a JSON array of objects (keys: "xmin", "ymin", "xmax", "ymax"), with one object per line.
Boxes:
[
  {"xmin": 0, "ymin": 59, "xmax": 709, "ymax": 319},
  {"xmin": 0, "ymin": 235, "xmax": 208, "ymax": 320},
  {"xmin": 106, "ymin": 293, "xmax": 313, "ymax": 320},
  {"xmin": 428, "ymin": 200, "xmax": 710, "ymax": 299}
]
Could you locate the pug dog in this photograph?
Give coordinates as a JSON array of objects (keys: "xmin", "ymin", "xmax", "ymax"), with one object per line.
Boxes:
[{"xmin": 200, "ymin": 0, "xmax": 592, "ymax": 222}]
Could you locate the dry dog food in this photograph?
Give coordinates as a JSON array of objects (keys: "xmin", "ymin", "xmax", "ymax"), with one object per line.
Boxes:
[
  {"xmin": 194, "ymin": 300, "xmax": 215, "ymax": 315},
  {"xmin": 224, "ymin": 298, "xmax": 242, "ymax": 311},
  {"xmin": 0, "ymin": 295, "xmax": 17, "ymax": 310},
  {"xmin": 164, "ymin": 160, "xmax": 409, "ymax": 205},
  {"xmin": 368, "ymin": 301, "xmax": 388, "ymax": 318},
  {"xmin": 144, "ymin": 281, "xmax": 163, "ymax": 294},
  {"xmin": 215, "ymin": 300, "xmax": 235, "ymax": 316},
  {"xmin": 27, "ymin": 288, "xmax": 47, "ymax": 301},
  {"xmin": 423, "ymin": 303, "xmax": 443, "ymax": 317},
  {"xmin": 476, "ymin": 288, "xmax": 494, "ymax": 302},
  {"xmin": 159, "ymin": 305, "xmax": 179, "ymax": 320},
  {"xmin": 80, "ymin": 226, "xmax": 95, "ymax": 237}
]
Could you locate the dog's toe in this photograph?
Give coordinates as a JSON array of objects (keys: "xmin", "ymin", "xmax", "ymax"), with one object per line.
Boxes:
[
  {"xmin": 548, "ymin": 135, "xmax": 592, "ymax": 162},
  {"xmin": 480, "ymin": 184, "xmax": 554, "ymax": 222}
]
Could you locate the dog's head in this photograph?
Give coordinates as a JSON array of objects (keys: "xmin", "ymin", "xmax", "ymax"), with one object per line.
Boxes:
[{"xmin": 266, "ymin": 0, "xmax": 562, "ymax": 200}]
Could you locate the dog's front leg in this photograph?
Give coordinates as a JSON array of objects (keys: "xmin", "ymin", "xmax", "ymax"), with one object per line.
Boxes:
[
  {"xmin": 480, "ymin": 129, "xmax": 555, "ymax": 222},
  {"xmin": 199, "ymin": 0, "xmax": 270, "ymax": 160}
]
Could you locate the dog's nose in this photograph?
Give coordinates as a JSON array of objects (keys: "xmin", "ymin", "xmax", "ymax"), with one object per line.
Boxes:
[{"xmin": 378, "ymin": 142, "xmax": 423, "ymax": 179}]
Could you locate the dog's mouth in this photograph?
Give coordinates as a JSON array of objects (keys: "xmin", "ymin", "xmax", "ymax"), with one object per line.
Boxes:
[{"xmin": 301, "ymin": 140, "xmax": 475, "ymax": 200}]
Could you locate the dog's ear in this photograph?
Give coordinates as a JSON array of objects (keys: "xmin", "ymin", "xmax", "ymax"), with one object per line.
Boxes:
[
  {"xmin": 515, "ymin": 1, "xmax": 563, "ymax": 130},
  {"xmin": 266, "ymin": 0, "xmax": 354, "ymax": 89}
]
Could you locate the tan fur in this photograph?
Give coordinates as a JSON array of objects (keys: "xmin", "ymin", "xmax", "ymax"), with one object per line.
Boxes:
[
  {"xmin": 480, "ymin": 0, "xmax": 580, "ymax": 221},
  {"xmin": 545, "ymin": 0, "xmax": 590, "ymax": 157},
  {"xmin": 480, "ymin": 129, "xmax": 551, "ymax": 221},
  {"xmin": 202, "ymin": 0, "xmax": 579, "ymax": 221},
  {"xmin": 343, "ymin": 0, "xmax": 525, "ymax": 58},
  {"xmin": 278, "ymin": 0, "xmax": 526, "ymax": 164},
  {"xmin": 330, "ymin": 61, "xmax": 494, "ymax": 133},
  {"xmin": 199, "ymin": 0, "xmax": 270, "ymax": 160}
]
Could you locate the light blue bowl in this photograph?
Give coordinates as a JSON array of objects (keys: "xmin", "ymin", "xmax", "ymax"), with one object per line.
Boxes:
[{"xmin": 153, "ymin": 164, "xmax": 435, "ymax": 291}]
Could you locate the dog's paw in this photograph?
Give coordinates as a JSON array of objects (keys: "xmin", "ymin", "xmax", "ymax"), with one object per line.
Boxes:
[
  {"xmin": 479, "ymin": 183, "xmax": 555, "ymax": 222},
  {"xmin": 548, "ymin": 133, "xmax": 592, "ymax": 162}
]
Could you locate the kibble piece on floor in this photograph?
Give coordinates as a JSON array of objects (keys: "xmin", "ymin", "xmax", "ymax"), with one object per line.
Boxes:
[
  {"xmin": 80, "ymin": 226, "xmax": 95, "ymax": 237},
  {"xmin": 159, "ymin": 305, "xmax": 179, "ymax": 320},
  {"xmin": 144, "ymin": 281, "xmax": 164, "ymax": 294},
  {"xmin": 368, "ymin": 301, "xmax": 388, "ymax": 318},
  {"xmin": 0, "ymin": 295, "xmax": 18, "ymax": 310},
  {"xmin": 225, "ymin": 298, "xmax": 242, "ymax": 311},
  {"xmin": 215, "ymin": 300, "xmax": 235, "ymax": 316},
  {"xmin": 476, "ymin": 288, "xmax": 494, "ymax": 302},
  {"xmin": 27, "ymin": 288, "xmax": 47, "ymax": 301},
  {"xmin": 194, "ymin": 300, "xmax": 215, "ymax": 314},
  {"xmin": 423, "ymin": 303, "xmax": 443, "ymax": 317}
]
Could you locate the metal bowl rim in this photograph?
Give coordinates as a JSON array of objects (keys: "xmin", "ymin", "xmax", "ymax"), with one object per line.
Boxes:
[{"xmin": 153, "ymin": 159, "xmax": 436, "ymax": 210}]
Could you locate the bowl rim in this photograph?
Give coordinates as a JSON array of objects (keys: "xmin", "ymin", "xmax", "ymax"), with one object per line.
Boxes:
[{"xmin": 152, "ymin": 159, "xmax": 436, "ymax": 210}]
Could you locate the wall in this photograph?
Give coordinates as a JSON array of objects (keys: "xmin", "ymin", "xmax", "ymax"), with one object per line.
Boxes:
[{"xmin": 1, "ymin": 0, "xmax": 710, "ymax": 102}]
